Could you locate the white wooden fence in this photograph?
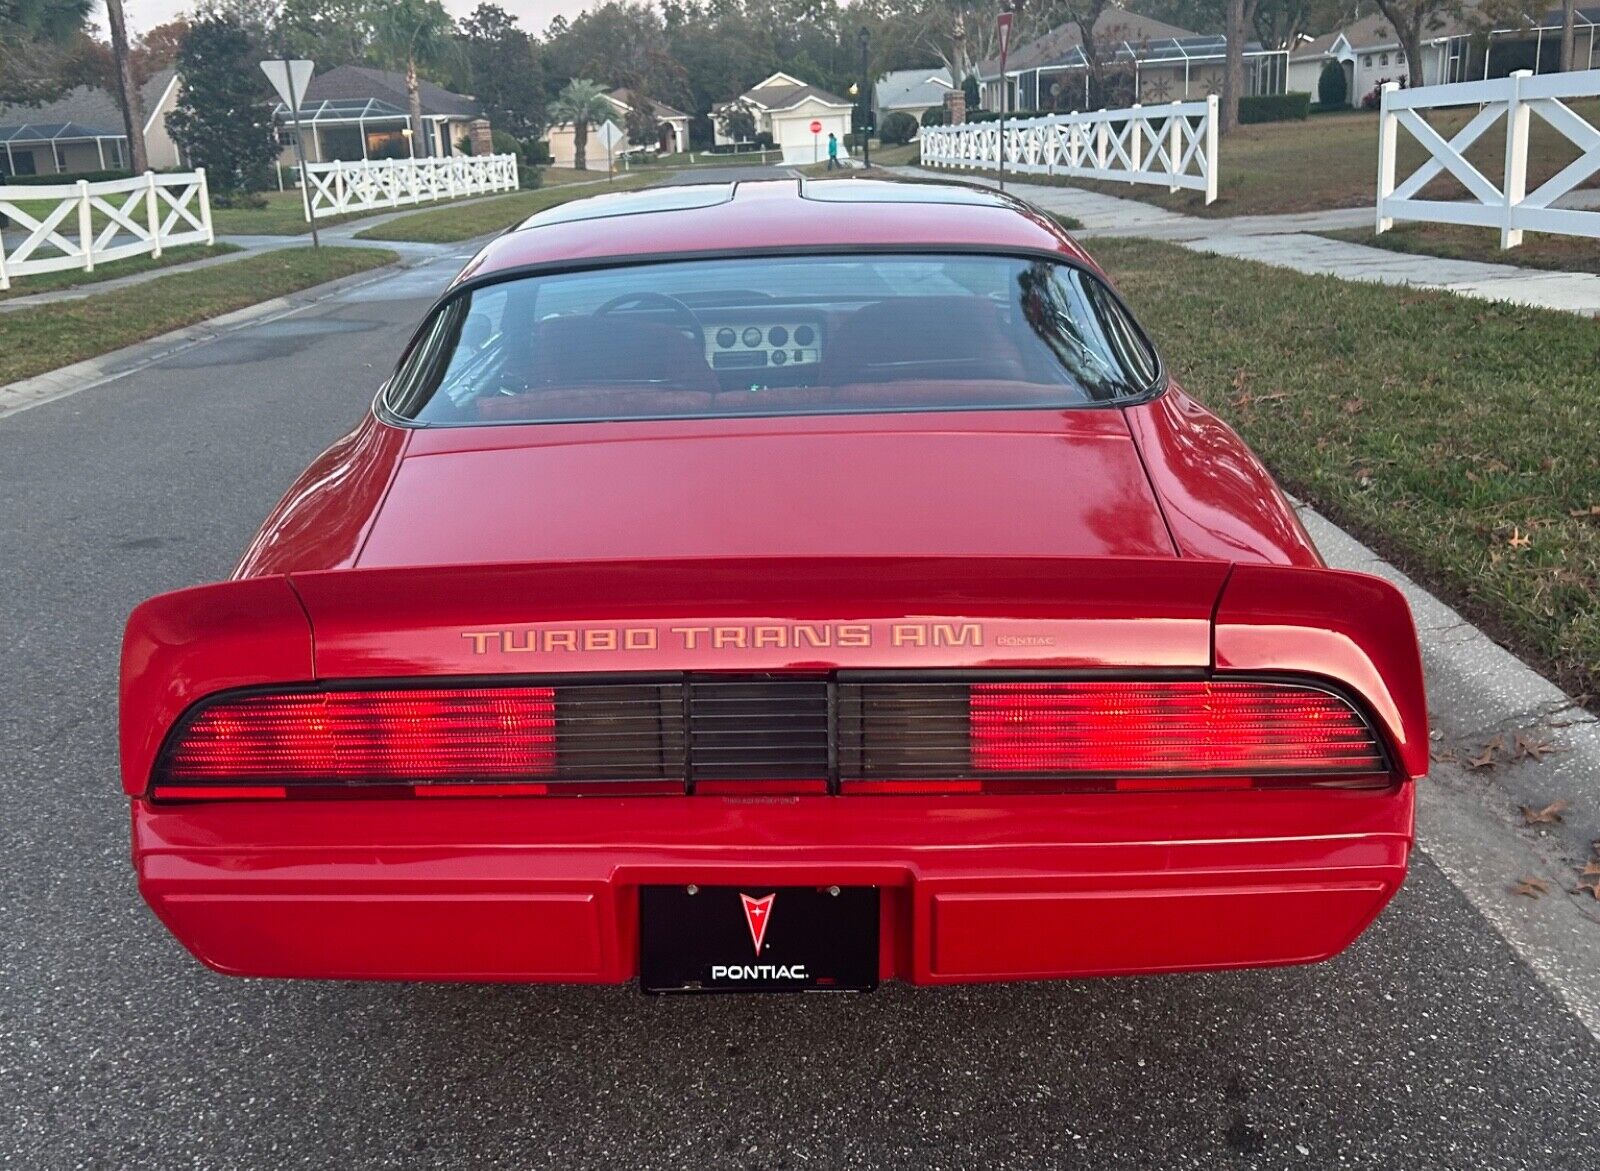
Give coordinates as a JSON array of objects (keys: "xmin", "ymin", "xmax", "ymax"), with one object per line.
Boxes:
[
  {"xmin": 303, "ymin": 154, "xmax": 519, "ymax": 221},
  {"xmin": 919, "ymin": 97, "xmax": 1220, "ymax": 204},
  {"xmin": 0, "ymin": 169, "xmax": 213, "ymax": 291},
  {"xmin": 1377, "ymin": 68, "xmax": 1600, "ymax": 248}
]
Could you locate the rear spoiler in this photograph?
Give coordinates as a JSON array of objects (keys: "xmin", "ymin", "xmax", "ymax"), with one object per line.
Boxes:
[{"xmin": 120, "ymin": 556, "xmax": 1427, "ymax": 795}]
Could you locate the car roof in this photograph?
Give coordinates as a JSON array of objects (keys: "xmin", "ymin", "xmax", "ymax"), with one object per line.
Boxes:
[{"xmin": 458, "ymin": 179, "xmax": 1095, "ymax": 283}]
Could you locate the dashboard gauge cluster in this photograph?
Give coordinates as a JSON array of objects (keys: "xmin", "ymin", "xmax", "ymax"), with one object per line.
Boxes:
[{"xmin": 705, "ymin": 319, "xmax": 822, "ymax": 370}]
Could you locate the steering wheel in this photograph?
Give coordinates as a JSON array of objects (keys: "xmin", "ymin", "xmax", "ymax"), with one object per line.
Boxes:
[{"xmin": 595, "ymin": 290, "xmax": 704, "ymax": 345}]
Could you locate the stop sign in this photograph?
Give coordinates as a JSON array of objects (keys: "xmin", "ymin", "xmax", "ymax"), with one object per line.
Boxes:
[{"xmin": 810, "ymin": 120, "xmax": 822, "ymax": 134}]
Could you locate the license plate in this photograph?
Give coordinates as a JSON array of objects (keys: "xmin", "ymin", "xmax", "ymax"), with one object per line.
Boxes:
[{"xmin": 639, "ymin": 884, "xmax": 879, "ymax": 993}]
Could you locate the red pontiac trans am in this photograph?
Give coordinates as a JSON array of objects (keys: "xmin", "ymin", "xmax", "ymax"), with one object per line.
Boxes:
[{"xmin": 121, "ymin": 179, "xmax": 1427, "ymax": 991}]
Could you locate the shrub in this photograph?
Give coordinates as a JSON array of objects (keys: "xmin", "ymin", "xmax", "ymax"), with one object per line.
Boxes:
[
  {"xmin": 1317, "ymin": 61, "xmax": 1348, "ymax": 108},
  {"xmin": 0, "ymin": 169, "xmax": 134, "ymax": 185},
  {"xmin": 879, "ymin": 110, "xmax": 919, "ymax": 144},
  {"xmin": 920, "ymin": 106, "xmax": 946, "ymax": 127},
  {"xmin": 523, "ymin": 138, "xmax": 553, "ymax": 166},
  {"xmin": 966, "ymin": 108, "xmax": 1045, "ymax": 123},
  {"xmin": 491, "ymin": 129, "xmax": 521, "ymax": 157},
  {"xmin": 1238, "ymin": 92, "xmax": 1310, "ymax": 124},
  {"xmin": 754, "ymin": 131, "xmax": 774, "ymax": 149}
]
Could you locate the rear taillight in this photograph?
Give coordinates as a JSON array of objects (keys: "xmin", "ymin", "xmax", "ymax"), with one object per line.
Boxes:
[
  {"xmin": 149, "ymin": 676, "xmax": 1389, "ymax": 801},
  {"xmin": 967, "ymin": 681, "xmax": 1384, "ymax": 776},
  {"xmin": 154, "ymin": 687, "xmax": 557, "ymax": 797}
]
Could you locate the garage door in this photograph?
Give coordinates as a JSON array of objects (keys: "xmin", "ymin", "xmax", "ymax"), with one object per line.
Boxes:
[{"xmin": 775, "ymin": 115, "xmax": 850, "ymax": 165}]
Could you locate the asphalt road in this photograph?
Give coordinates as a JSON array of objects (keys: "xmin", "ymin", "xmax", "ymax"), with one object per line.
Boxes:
[{"xmin": 2, "ymin": 246, "xmax": 1597, "ymax": 1170}]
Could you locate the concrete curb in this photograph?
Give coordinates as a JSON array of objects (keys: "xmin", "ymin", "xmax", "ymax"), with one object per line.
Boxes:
[{"xmin": 1298, "ymin": 503, "xmax": 1600, "ymax": 1038}]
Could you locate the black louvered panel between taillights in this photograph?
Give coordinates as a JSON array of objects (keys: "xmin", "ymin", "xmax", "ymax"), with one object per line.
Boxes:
[
  {"xmin": 686, "ymin": 677, "xmax": 832, "ymax": 780},
  {"xmin": 836, "ymin": 681, "xmax": 971, "ymax": 779},
  {"xmin": 552, "ymin": 683, "xmax": 685, "ymax": 781}
]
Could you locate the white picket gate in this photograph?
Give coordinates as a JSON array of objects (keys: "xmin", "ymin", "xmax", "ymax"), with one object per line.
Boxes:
[
  {"xmin": 303, "ymin": 154, "xmax": 519, "ymax": 221},
  {"xmin": 0, "ymin": 169, "xmax": 213, "ymax": 291},
  {"xmin": 919, "ymin": 97, "xmax": 1220, "ymax": 204},
  {"xmin": 1377, "ymin": 68, "xmax": 1600, "ymax": 248}
]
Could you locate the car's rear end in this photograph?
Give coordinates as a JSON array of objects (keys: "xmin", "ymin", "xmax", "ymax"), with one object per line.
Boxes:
[
  {"xmin": 124, "ymin": 554, "xmax": 1424, "ymax": 989},
  {"xmin": 121, "ymin": 182, "xmax": 1426, "ymax": 989}
]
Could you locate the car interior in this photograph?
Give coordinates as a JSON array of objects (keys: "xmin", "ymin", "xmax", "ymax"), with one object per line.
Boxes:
[{"xmin": 399, "ymin": 256, "xmax": 1156, "ymax": 424}]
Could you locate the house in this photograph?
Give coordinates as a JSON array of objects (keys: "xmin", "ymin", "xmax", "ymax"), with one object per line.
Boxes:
[
  {"xmin": 1291, "ymin": 4, "xmax": 1600, "ymax": 106},
  {"xmin": 1287, "ymin": 11, "xmax": 1472, "ymax": 106},
  {"xmin": 606, "ymin": 89, "xmax": 691, "ymax": 154},
  {"xmin": 0, "ymin": 69, "xmax": 182, "ymax": 177},
  {"xmin": 274, "ymin": 65, "xmax": 481, "ymax": 165},
  {"xmin": 974, "ymin": 13, "xmax": 1287, "ymax": 112},
  {"xmin": 874, "ymin": 67, "xmax": 954, "ymax": 124},
  {"xmin": 714, "ymin": 72, "xmax": 853, "ymax": 164},
  {"xmin": 544, "ymin": 89, "xmax": 691, "ymax": 167}
]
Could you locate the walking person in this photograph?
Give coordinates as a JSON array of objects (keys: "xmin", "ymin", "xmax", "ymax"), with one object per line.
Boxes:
[{"xmin": 826, "ymin": 132, "xmax": 840, "ymax": 170}]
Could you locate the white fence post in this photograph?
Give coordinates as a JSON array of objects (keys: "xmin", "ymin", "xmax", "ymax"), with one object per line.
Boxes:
[
  {"xmin": 1501, "ymin": 69, "xmax": 1532, "ymax": 249},
  {"xmin": 1129, "ymin": 103, "xmax": 1143, "ymax": 179},
  {"xmin": 1168, "ymin": 101, "xmax": 1182, "ymax": 192},
  {"xmin": 196, "ymin": 169, "xmax": 214, "ymax": 245},
  {"xmin": 145, "ymin": 171, "xmax": 162, "ymax": 259},
  {"xmin": 1204, "ymin": 95, "xmax": 1219, "ymax": 205},
  {"xmin": 77, "ymin": 180, "xmax": 94, "ymax": 272},
  {"xmin": 1376, "ymin": 82, "xmax": 1399, "ymax": 234}
]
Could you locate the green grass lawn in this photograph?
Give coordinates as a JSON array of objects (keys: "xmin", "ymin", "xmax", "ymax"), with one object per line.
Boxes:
[
  {"xmin": 0, "ymin": 243, "xmax": 239, "ymax": 300},
  {"xmin": 208, "ymin": 189, "xmax": 381, "ymax": 236},
  {"xmin": 934, "ymin": 101, "xmax": 1600, "ymax": 218},
  {"xmin": 0, "ymin": 245, "xmax": 396, "ymax": 386},
  {"xmin": 1094, "ymin": 237, "xmax": 1600, "ymax": 700},
  {"xmin": 1320, "ymin": 222, "xmax": 1600, "ymax": 276},
  {"xmin": 355, "ymin": 174, "xmax": 653, "ymax": 243}
]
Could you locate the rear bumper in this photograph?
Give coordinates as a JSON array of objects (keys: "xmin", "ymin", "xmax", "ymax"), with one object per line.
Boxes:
[{"xmin": 133, "ymin": 787, "xmax": 1413, "ymax": 984}]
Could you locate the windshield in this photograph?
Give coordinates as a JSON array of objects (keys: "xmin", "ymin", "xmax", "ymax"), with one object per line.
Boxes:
[{"xmin": 386, "ymin": 253, "xmax": 1160, "ymax": 426}]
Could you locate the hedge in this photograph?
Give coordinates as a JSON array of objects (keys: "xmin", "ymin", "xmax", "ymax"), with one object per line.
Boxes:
[
  {"xmin": 1238, "ymin": 92, "xmax": 1310, "ymax": 124},
  {"xmin": 0, "ymin": 169, "xmax": 134, "ymax": 185}
]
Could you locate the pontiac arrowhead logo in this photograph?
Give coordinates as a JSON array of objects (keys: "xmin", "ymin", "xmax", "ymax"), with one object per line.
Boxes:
[{"xmin": 740, "ymin": 892, "xmax": 775, "ymax": 955}]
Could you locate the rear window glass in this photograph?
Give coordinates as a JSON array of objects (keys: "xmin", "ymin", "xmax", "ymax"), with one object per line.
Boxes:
[{"xmin": 386, "ymin": 253, "xmax": 1160, "ymax": 426}]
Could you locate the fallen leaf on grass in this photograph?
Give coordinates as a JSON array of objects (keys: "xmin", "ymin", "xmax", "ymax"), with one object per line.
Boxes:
[
  {"xmin": 1569, "ymin": 505, "xmax": 1600, "ymax": 519},
  {"xmin": 1520, "ymin": 800, "xmax": 1568, "ymax": 825},
  {"xmin": 1512, "ymin": 875, "xmax": 1551, "ymax": 898},
  {"xmin": 1507, "ymin": 527, "xmax": 1531, "ymax": 550},
  {"xmin": 1576, "ymin": 881, "xmax": 1600, "ymax": 901},
  {"xmin": 1341, "ymin": 397, "xmax": 1364, "ymax": 415}
]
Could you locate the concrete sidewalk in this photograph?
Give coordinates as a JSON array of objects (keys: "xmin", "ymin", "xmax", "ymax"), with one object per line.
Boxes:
[{"xmin": 893, "ymin": 167, "xmax": 1600, "ymax": 317}]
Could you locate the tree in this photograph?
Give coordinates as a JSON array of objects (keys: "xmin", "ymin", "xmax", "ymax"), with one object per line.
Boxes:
[
  {"xmin": 1368, "ymin": 0, "xmax": 1465, "ymax": 90},
  {"xmin": 548, "ymin": 77, "xmax": 614, "ymax": 171},
  {"xmin": 369, "ymin": 0, "xmax": 454, "ymax": 156},
  {"xmin": 459, "ymin": 3, "xmax": 545, "ymax": 139},
  {"xmin": 0, "ymin": 0, "xmax": 90, "ymax": 105},
  {"xmin": 166, "ymin": 14, "xmax": 278, "ymax": 199},
  {"xmin": 717, "ymin": 100, "xmax": 756, "ymax": 142},
  {"xmin": 1317, "ymin": 58, "xmax": 1346, "ymax": 106},
  {"xmin": 624, "ymin": 93, "xmax": 661, "ymax": 147},
  {"xmin": 1220, "ymin": 0, "xmax": 1260, "ymax": 134},
  {"xmin": 1560, "ymin": 0, "xmax": 1579, "ymax": 70},
  {"xmin": 277, "ymin": 0, "xmax": 375, "ymax": 66},
  {"xmin": 102, "ymin": 0, "xmax": 148, "ymax": 171}
]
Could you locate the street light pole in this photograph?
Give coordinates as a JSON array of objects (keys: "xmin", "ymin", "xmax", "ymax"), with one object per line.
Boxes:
[
  {"xmin": 283, "ymin": 54, "xmax": 320, "ymax": 249},
  {"xmin": 858, "ymin": 27, "xmax": 871, "ymax": 170}
]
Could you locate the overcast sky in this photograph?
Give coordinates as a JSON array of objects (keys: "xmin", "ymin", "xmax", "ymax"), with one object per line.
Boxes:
[{"xmin": 119, "ymin": 0, "xmax": 600, "ymax": 40}]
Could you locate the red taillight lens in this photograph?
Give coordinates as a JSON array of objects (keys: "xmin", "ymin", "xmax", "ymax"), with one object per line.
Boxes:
[
  {"xmin": 158, "ymin": 687, "xmax": 556, "ymax": 786},
  {"xmin": 968, "ymin": 681, "xmax": 1384, "ymax": 776}
]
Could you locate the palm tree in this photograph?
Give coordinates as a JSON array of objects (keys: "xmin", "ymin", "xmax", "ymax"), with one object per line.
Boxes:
[
  {"xmin": 370, "ymin": 0, "xmax": 454, "ymax": 157},
  {"xmin": 548, "ymin": 79, "xmax": 613, "ymax": 172}
]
